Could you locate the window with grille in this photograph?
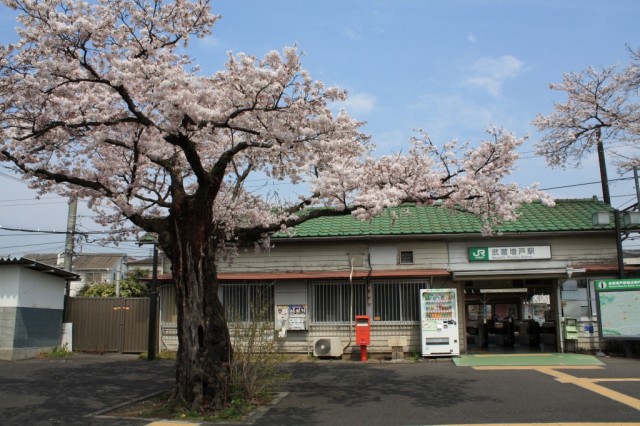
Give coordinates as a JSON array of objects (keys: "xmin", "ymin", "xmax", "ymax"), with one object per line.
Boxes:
[
  {"xmin": 309, "ymin": 280, "xmax": 367, "ymax": 323},
  {"xmin": 399, "ymin": 251, "xmax": 414, "ymax": 264},
  {"xmin": 221, "ymin": 282, "xmax": 274, "ymax": 322},
  {"xmin": 373, "ymin": 279, "xmax": 428, "ymax": 323}
]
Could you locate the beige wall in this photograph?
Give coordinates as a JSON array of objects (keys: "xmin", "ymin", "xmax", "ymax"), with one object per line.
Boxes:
[
  {"xmin": 220, "ymin": 234, "xmax": 617, "ymax": 275},
  {"xmin": 218, "ymin": 239, "xmax": 450, "ymax": 273},
  {"xmin": 158, "ymin": 232, "xmax": 619, "ymax": 356}
]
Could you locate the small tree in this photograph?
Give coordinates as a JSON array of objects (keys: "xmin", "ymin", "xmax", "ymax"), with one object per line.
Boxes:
[
  {"xmin": 228, "ymin": 285, "xmax": 286, "ymax": 409},
  {"xmin": 0, "ymin": 0, "xmax": 549, "ymax": 413}
]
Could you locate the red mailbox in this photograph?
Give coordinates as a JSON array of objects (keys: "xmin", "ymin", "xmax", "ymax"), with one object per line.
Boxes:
[{"xmin": 355, "ymin": 315, "xmax": 370, "ymax": 346}]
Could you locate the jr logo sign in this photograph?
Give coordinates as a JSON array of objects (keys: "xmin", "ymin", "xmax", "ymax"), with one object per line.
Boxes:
[{"xmin": 469, "ymin": 247, "xmax": 489, "ymax": 261}]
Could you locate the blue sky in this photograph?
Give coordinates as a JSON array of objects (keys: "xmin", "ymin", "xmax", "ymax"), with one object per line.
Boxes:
[{"xmin": 1, "ymin": 0, "xmax": 640, "ymax": 256}]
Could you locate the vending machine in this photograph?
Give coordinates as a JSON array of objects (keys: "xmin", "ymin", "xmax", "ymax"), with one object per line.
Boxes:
[{"xmin": 420, "ymin": 289, "xmax": 460, "ymax": 356}]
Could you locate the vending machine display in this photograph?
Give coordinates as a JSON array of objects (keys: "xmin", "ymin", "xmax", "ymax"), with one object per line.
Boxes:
[{"xmin": 420, "ymin": 289, "xmax": 460, "ymax": 356}]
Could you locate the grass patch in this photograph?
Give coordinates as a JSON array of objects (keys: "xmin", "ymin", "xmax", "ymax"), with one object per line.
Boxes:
[
  {"xmin": 137, "ymin": 351, "xmax": 177, "ymax": 360},
  {"xmin": 104, "ymin": 389, "xmax": 270, "ymax": 422},
  {"xmin": 40, "ymin": 344, "xmax": 72, "ymax": 358}
]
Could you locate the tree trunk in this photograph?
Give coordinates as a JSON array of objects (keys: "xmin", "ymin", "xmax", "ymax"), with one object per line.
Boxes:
[{"xmin": 168, "ymin": 215, "xmax": 232, "ymax": 412}]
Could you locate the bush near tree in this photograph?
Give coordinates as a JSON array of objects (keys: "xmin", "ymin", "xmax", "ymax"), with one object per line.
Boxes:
[{"xmin": 77, "ymin": 269, "xmax": 150, "ymax": 297}]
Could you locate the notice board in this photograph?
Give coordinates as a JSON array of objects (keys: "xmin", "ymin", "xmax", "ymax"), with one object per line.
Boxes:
[{"xmin": 595, "ymin": 279, "xmax": 640, "ymax": 340}]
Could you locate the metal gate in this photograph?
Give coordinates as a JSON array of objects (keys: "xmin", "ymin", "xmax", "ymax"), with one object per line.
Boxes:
[{"xmin": 64, "ymin": 297, "xmax": 151, "ymax": 353}]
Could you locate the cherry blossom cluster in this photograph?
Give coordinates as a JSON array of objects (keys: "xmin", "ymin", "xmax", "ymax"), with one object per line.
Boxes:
[
  {"xmin": 533, "ymin": 51, "xmax": 640, "ymax": 172},
  {"xmin": 0, "ymin": 0, "xmax": 551, "ymax": 255}
]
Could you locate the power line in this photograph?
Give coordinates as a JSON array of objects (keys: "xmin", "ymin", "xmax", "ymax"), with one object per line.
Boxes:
[
  {"xmin": 0, "ymin": 241, "xmax": 65, "ymax": 251},
  {"xmin": 518, "ymin": 141, "xmax": 640, "ymax": 157},
  {"xmin": 0, "ymin": 232, "xmax": 66, "ymax": 237},
  {"xmin": 540, "ymin": 176, "xmax": 634, "ymax": 191},
  {"xmin": 0, "ymin": 196, "xmax": 64, "ymax": 202},
  {"xmin": 0, "ymin": 201, "xmax": 69, "ymax": 207},
  {"xmin": 0, "ymin": 172, "xmax": 24, "ymax": 183},
  {"xmin": 0, "ymin": 225, "xmax": 77, "ymax": 235}
]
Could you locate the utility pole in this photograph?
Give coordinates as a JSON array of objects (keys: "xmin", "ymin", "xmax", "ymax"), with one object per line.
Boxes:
[
  {"xmin": 634, "ymin": 166, "xmax": 640, "ymax": 208},
  {"xmin": 595, "ymin": 128, "xmax": 611, "ymax": 205},
  {"xmin": 63, "ymin": 197, "xmax": 77, "ymax": 271},
  {"xmin": 138, "ymin": 234, "xmax": 159, "ymax": 361},
  {"xmin": 62, "ymin": 197, "xmax": 77, "ymax": 324}
]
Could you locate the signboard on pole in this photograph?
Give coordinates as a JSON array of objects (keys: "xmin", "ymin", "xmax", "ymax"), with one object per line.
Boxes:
[{"xmin": 595, "ymin": 279, "xmax": 640, "ymax": 340}]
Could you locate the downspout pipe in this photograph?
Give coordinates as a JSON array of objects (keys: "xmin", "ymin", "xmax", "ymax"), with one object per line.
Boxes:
[{"xmin": 343, "ymin": 258, "xmax": 355, "ymax": 353}]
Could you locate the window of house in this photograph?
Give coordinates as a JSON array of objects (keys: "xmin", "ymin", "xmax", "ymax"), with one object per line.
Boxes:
[
  {"xmin": 84, "ymin": 272, "xmax": 104, "ymax": 283},
  {"xmin": 373, "ymin": 279, "xmax": 429, "ymax": 322},
  {"xmin": 309, "ymin": 280, "xmax": 367, "ymax": 323},
  {"xmin": 399, "ymin": 251, "xmax": 414, "ymax": 264},
  {"xmin": 221, "ymin": 282, "xmax": 274, "ymax": 322}
]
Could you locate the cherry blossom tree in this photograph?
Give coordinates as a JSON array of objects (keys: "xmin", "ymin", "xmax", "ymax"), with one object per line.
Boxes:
[
  {"xmin": 0, "ymin": 0, "xmax": 549, "ymax": 413},
  {"xmin": 533, "ymin": 63, "xmax": 639, "ymax": 205}
]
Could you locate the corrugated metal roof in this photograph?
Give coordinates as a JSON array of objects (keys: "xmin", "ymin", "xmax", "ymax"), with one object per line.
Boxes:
[
  {"xmin": 24, "ymin": 253, "xmax": 126, "ymax": 270},
  {"xmin": 23, "ymin": 253, "xmax": 60, "ymax": 265},
  {"xmin": 274, "ymin": 198, "xmax": 615, "ymax": 239},
  {"xmin": 0, "ymin": 257, "xmax": 79, "ymax": 280},
  {"xmin": 71, "ymin": 253, "xmax": 127, "ymax": 270}
]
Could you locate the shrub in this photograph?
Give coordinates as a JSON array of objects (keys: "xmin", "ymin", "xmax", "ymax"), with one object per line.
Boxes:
[
  {"xmin": 77, "ymin": 269, "xmax": 150, "ymax": 297},
  {"xmin": 228, "ymin": 293, "xmax": 288, "ymax": 407}
]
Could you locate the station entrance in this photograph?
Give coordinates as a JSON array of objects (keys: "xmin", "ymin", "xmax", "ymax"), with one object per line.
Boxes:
[{"xmin": 463, "ymin": 279, "xmax": 558, "ymax": 353}]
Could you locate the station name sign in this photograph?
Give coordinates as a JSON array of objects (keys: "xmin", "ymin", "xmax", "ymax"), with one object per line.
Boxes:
[{"xmin": 469, "ymin": 246, "xmax": 551, "ymax": 262}]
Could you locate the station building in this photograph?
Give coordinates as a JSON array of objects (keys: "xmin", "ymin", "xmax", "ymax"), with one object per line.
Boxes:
[{"xmin": 157, "ymin": 198, "xmax": 634, "ymax": 357}]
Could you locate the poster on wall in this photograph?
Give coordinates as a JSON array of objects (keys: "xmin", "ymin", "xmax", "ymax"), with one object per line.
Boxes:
[
  {"xmin": 595, "ymin": 279, "xmax": 640, "ymax": 340},
  {"xmin": 276, "ymin": 304, "xmax": 307, "ymax": 331}
]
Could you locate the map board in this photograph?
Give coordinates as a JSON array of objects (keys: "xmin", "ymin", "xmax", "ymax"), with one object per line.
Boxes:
[{"xmin": 595, "ymin": 279, "xmax": 640, "ymax": 340}]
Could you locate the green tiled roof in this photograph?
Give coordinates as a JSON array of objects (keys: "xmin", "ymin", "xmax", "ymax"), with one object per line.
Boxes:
[{"xmin": 275, "ymin": 198, "xmax": 614, "ymax": 238}]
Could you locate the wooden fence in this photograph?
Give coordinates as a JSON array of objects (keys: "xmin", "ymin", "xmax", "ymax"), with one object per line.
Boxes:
[{"xmin": 64, "ymin": 297, "xmax": 151, "ymax": 353}]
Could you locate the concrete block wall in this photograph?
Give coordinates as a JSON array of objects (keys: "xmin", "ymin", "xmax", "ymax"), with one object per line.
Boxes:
[
  {"xmin": 0, "ymin": 307, "xmax": 17, "ymax": 352},
  {"xmin": 0, "ymin": 307, "xmax": 63, "ymax": 360}
]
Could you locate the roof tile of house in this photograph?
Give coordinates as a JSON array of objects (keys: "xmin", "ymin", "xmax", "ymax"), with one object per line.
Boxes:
[{"xmin": 276, "ymin": 198, "xmax": 614, "ymax": 238}]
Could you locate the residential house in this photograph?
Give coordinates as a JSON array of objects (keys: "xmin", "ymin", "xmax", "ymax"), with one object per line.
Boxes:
[
  {"xmin": 128, "ymin": 252, "xmax": 172, "ymax": 276},
  {"xmin": 24, "ymin": 253, "xmax": 128, "ymax": 296}
]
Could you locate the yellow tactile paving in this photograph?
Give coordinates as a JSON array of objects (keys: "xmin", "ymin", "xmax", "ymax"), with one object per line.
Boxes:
[{"xmin": 473, "ymin": 365, "xmax": 640, "ymax": 411}]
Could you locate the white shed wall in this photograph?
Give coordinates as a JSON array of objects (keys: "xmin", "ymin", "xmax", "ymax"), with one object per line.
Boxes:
[
  {"xmin": 17, "ymin": 267, "xmax": 66, "ymax": 310},
  {"xmin": 0, "ymin": 266, "xmax": 20, "ymax": 308}
]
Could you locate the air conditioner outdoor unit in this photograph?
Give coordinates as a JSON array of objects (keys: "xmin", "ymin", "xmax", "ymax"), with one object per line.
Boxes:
[{"xmin": 313, "ymin": 337, "xmax": 343, "ymax": 357}]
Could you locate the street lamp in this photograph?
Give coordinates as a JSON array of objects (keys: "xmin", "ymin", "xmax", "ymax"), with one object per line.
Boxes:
[{"xmin": 138, "ymin": 233, "xmax": 159, "ymax": 361}]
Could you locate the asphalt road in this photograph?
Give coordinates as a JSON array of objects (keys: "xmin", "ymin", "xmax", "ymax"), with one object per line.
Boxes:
[
  {"xmin": 0, "ymin": 353, "xmax": 639, "ymax": 425},
  {"xmin": 261, "ymin": 357, "xmax": 640, "ymax": 425}
]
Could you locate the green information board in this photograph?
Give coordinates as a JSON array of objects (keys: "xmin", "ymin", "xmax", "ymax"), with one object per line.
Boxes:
[
  {"xmin": 595, "ymin": 279, "xmax": 640, "ymax": 340},
  {"xmin": 595, "ymin": 278, "xmax": 640, "ymax": 291}
]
